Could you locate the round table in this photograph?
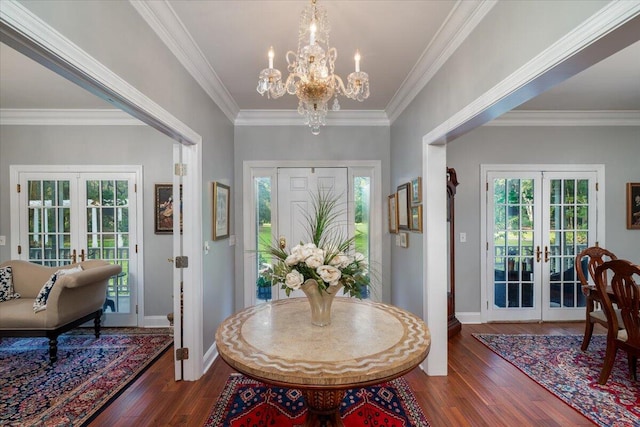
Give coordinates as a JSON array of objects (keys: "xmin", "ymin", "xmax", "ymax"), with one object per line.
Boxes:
[{"xmin": 215, "ymin": 298, "xmax": 431, "ymax": 427}]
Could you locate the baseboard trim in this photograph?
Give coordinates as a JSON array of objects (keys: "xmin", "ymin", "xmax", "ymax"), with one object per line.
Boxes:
[
  {"xmin": 456, "ymin": 312, "xmax": 483, "ymax": 324},
  {"xmin": 203, "ymin": 341, "xmax": 219, "ymax": 374},
  {"xmin": 143, "ymin": 315, "xmax": 171, "ymax": 328}
]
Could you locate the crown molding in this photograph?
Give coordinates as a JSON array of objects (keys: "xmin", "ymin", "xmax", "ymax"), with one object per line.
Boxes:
[
  {"xmin": 0, "ymin": 109, "xmax": 145, "ymax": 126},
  {"xmin": 130, "ymin": 0, "xmax": 239, "ymax": 123},
  {"xmin": 0, "ymin": 0, "xmax": 200, "ymax": 145},
  {"xmin": 487, "ymin": 110, "xmax": 640, "ymax": 127},
  {"xmin": 423, "ymin": 1, "xmax": 640, "ymax": 145},
  {"xmin": 386, "ymin": 0, "xmax": 498, "ymax": 123},
  {"xmin": 3, "ymin": 109, "xmax": 635, "ymax": 127},
  {"xmin": 235, "ymin": 110, "xmax": 389, "ymax": 127}
]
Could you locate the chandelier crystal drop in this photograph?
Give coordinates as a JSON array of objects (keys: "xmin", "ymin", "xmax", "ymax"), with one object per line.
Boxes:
[{"xmin": 256, "ymin": 0, "xmax": 370, "ymax": 135}]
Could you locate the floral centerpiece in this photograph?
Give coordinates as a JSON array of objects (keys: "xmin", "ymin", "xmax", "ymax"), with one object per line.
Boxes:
[{"xmin": 259, "ymin": 191, "xmax": 369, "ymax": 325}]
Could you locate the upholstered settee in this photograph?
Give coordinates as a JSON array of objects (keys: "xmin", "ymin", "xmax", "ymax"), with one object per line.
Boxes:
[{"xmin": 0, "ymin": 259, "xmax": 122, "ymax": 363}]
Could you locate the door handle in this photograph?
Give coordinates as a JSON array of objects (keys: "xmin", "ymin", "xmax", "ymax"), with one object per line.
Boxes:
[
  {"xmin": 544, "ymin": 246, "xmax": 549, "ymax": 263},
  {"xmin": 279, "ymin": 236, "xmax": 287, "ymax": 249},
  {"xmin": 79, "ymin": 249, "xmax": 86, "ymax": 262},
  {"xmin": 536, "ymin": 246, "xmax": 541, "ymax": 263},
  {"xmin": 71, "ymin": 249, "xmax": 77, "ymax": 264}
]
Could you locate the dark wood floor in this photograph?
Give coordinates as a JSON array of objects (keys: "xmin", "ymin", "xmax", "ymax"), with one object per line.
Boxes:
[{"xmin": 90, "ymin": 322, "xmax": 599, "ymax": 426}]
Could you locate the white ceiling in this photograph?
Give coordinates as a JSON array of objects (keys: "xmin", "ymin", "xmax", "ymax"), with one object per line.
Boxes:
[{"xmin": 1, "ymin": 1, "xmax": 639, "ymax": 116}]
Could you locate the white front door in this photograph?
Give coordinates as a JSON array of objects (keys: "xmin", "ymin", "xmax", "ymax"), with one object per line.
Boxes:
[
  {"xmin": 276, "ymin": 167, "xmax": 348, "ymax": 299},
  {"xmin": 484, "ymin": 166, "xmax": 602, "ymax": 322},
  {"xmin": 12, "ymin": 167, "xmax": 141, "ymax": 327}
]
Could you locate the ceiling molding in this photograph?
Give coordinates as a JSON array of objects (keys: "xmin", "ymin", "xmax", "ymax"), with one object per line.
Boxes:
[
  {"xmin": 0, "ymin": 108, "xmax": 145, "ymax": 126},
  {"xmin": 235, "ymin": 110, "xmax": 389, "ymax": 127},
  {"xmin": 487, "ymin": 110, "xmax": 640, "ymax": 127},
  {"xmin": 423, "ymin": 1, "xmax": 640, "ymax": 145},
  {"xmin": 386, "ymin": 0, "xmax": 498, "ymax": 123},
  {"xmin": 130, "ymin": 0, "xmax": 239, "ymax": 122},
  {"xmin": 4, "ymin": 109, "xmax": 636, "ymax": 127},
  {"xmin": 0, "ymin": 0, "xmax": 201, "ymax": 145}
]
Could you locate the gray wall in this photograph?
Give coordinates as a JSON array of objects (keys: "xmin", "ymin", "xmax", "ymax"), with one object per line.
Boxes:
[
  {"xmin": 16, "ymin": 0, "xmax": 236, "ymax": 353},
  {"xmin": 448, "ymin": 125, "xmax": 640, "ymax": 314},
  {"xmin": 0, "ymin": 124, "xmax": 176, "ymax": 316},
  {"xmin": 390, "ymin": 0, "xmax": 615, "ymax": 317},
  {"xmin": 233, "ymin": 125, "xmax": 391, "ymax": 309}
]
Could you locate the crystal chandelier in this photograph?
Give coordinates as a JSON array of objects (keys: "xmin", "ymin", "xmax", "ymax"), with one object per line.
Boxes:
[{"xmin": 256, "ymin": 0, "xmax": 370, "ymax": 135}]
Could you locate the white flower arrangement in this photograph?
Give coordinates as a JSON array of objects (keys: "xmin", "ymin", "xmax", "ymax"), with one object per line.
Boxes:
[{"xmin": 260, "ymin": 191, "xmax": 369, "ymax": 298}]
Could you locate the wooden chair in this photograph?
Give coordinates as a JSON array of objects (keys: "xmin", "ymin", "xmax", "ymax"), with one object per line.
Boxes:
[
  {"xmin": 594, "ymin": 259, "xmax": 640, "ymax": 385},
  {"xmin": 575, "ymin": 246, "xmax": 618, "ymax": 351}
]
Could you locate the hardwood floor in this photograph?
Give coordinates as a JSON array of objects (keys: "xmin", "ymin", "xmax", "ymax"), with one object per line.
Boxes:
[{"xmin": 90, "ymin": 322, "xmax": 599, "ymax": 426}]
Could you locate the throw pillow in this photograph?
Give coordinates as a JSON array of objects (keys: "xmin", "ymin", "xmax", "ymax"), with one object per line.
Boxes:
[
  {"xmin": 0, "ymin": 266, "xmax": 21, "ymax": 302},
  {"xmin": 33, "ymin": 265, "xmax": 83, "ymax": 312}
]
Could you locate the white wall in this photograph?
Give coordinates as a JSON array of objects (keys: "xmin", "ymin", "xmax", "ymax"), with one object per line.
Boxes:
[
  {"xmin": 233, "ymin": 125, "xmax": 391, "ymax": 309},
  {"xmin": 448, "ymin": 125, "xmax": 640, "ymax": 314}
]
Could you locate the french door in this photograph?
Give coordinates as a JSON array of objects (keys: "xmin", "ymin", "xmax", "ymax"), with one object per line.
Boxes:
[
  {"xmin": 11, "ymin": 167, "xmax": 141, "ymax": 326},
  {"xmin": 484, "ymin": 166, "xmax": 603, "ymax": 322}
]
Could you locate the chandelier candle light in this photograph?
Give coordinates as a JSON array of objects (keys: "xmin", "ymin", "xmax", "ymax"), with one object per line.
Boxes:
[{"xmin": 257, "ymin": 0, "xmax": 370, "ymax": 135}]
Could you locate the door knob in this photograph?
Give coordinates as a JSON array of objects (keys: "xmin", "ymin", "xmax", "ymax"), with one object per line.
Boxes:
[
  {"xmin": 279, "ymin": 236, "xmax": 287, "ymax": 249},
  {"xmin": 168, "ymin": 258, "xmax": 174, "ymax": 263}
]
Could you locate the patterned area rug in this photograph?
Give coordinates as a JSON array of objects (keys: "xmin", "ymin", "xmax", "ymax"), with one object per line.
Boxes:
[
  {"xmin": 474, "ymin": 334, "xmax": 640, "ymax": 427},
  {"xmin": 204, "ymin": 373, "xmax": 430, "ymax": 427},
  {"xmin": 0, "ymin": 328, "xmax": 172, "ymax": 426}
]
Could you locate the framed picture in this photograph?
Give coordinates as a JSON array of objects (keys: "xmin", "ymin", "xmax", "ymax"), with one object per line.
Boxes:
[
  {"xmin": 627, "ymin": 182, "xmax": 640, "ymax": 230},
  {"xmin": 411, "ymin": 177, "xmax": 422, "ymax": 205},
  {"xmin": 397, "ymin": 183, "xmax": 410, "ymax": 230},
  {"xmin": 213, "ymin": 182, "xmax": 230, "ymax": 240},
  {"xmin": 388, "ymin": 194, "xmax": 398, "ymax": 234},
  {"xmin": 399, "ymin": 232, "xmax": 409, "ymax": 248},
  {"xmin": 410, "ymin": 205, "xmax": 423, "ymax": 233},
  {"xmin": 155, "ymin": 184, "xmax": 182, "ymax": 234}
]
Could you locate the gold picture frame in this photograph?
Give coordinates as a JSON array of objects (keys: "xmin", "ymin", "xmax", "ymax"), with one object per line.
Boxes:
[
  {"xmin": 411, "ymin": 177, "xmax": 422, "ymax": 205},
  {"xmin": 155, "ymin": 184, "xmax": 182, "ymax": 234},
  {"xmin": 388, "ymin": 193, "xmax": 398, "ymax": 234},
  {"xmin": 397, "ymin": 183, "xmax": 410, "ymax": 230},
  {"xmin": 410, "ymin": 205, "xmax": 423, "ymax": 233},
  {"xmin": 213, "ymin": 182, "xmax": 230, "ymax": 240},
  {"xmin": 627, "ymin": 182, "xmax": 640, "ymax": 230}
]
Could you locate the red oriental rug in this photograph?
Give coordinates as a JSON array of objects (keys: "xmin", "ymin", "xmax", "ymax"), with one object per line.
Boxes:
[
  {"xmin": 0, "ymin": 328, "xmax": 172, "ymax": 426},
  {"xmin": 474, "ymin": 334, "xmax": 640, "ymax": 427},
  {"xmin": 204, "ymin": 373, "xmax": 430, "ymax": 427}
]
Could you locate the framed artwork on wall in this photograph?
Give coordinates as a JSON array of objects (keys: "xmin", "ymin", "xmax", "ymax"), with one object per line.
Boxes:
[
  {"xmin": 410, "ymin": 205, "xmax": 423, "ymax": 233},
  {"xmin": 627, "ymin": 182, "xmax": 640, "ymax": 229},
  {"xmin": 155, "ymin": 184, "xmax": 182, "ymax": 234},
  {"xmin": 397, "ymin": 183, "xmax": 410, "ymax": 230},
  {"xmin": 213, "ymin": 182, "xmax": 230, "ymax": 240},
  {"xmin": 388, "ymin": 193, "xmax": 398, "ymax": 233},
  {"xmin": 411, "ymin": 177, "xmax": 422, "ymax": 205}
]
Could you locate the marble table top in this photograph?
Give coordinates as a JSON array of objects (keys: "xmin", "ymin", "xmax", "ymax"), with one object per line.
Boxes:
[{"xmin": 215, "ymin": 298, "xmax": 431, "ymax": 388}]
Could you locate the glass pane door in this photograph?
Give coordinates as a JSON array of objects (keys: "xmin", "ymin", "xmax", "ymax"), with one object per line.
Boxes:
[
  {"xmin": 26, "ymin": 178, "xmax": 75, "ymax": 266},
  {"xmin": 542, "ymin": 173, "xmax": 597, "ymax": 321},
  {"xmin": 487, "ymin": 173, "xmax": 541, "ymax": 321}
]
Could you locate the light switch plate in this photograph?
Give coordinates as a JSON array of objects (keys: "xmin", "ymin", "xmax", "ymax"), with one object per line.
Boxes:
[
  {"xmin": 0, "ymin": 236, "xmax": 5, "ymax": 246},
  {"xmin": 460, "ymin": 232, "xmax": 467, "ymax": 243}
]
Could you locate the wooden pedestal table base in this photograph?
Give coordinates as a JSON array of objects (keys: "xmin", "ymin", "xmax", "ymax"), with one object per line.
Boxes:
[{"xmin": 215, "ymin": 298, "xmax": 431, "ymax": 427}]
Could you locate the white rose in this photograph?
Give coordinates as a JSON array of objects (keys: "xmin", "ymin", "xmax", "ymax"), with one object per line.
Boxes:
[
  {"xmin": 317, "ymin": 265, "xmax": 342, "ymax": 286},
  {"xmin": 305, "ymin": 251, "xmax": 324, "ymax": 269},
  {"xmin": 330, "ymin": 253, "xmax": 351, "ymax": 269},
  {"xmin": 298, "ymin": 243, "xmax": 317, "ymax": 260},
  {"xmin": 285, "ymin": 270, "xmax": 304, "ymax": 290},
  {"xmin": 285, "ymin": 253, "xmax": 301, "ymax": 266}
]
